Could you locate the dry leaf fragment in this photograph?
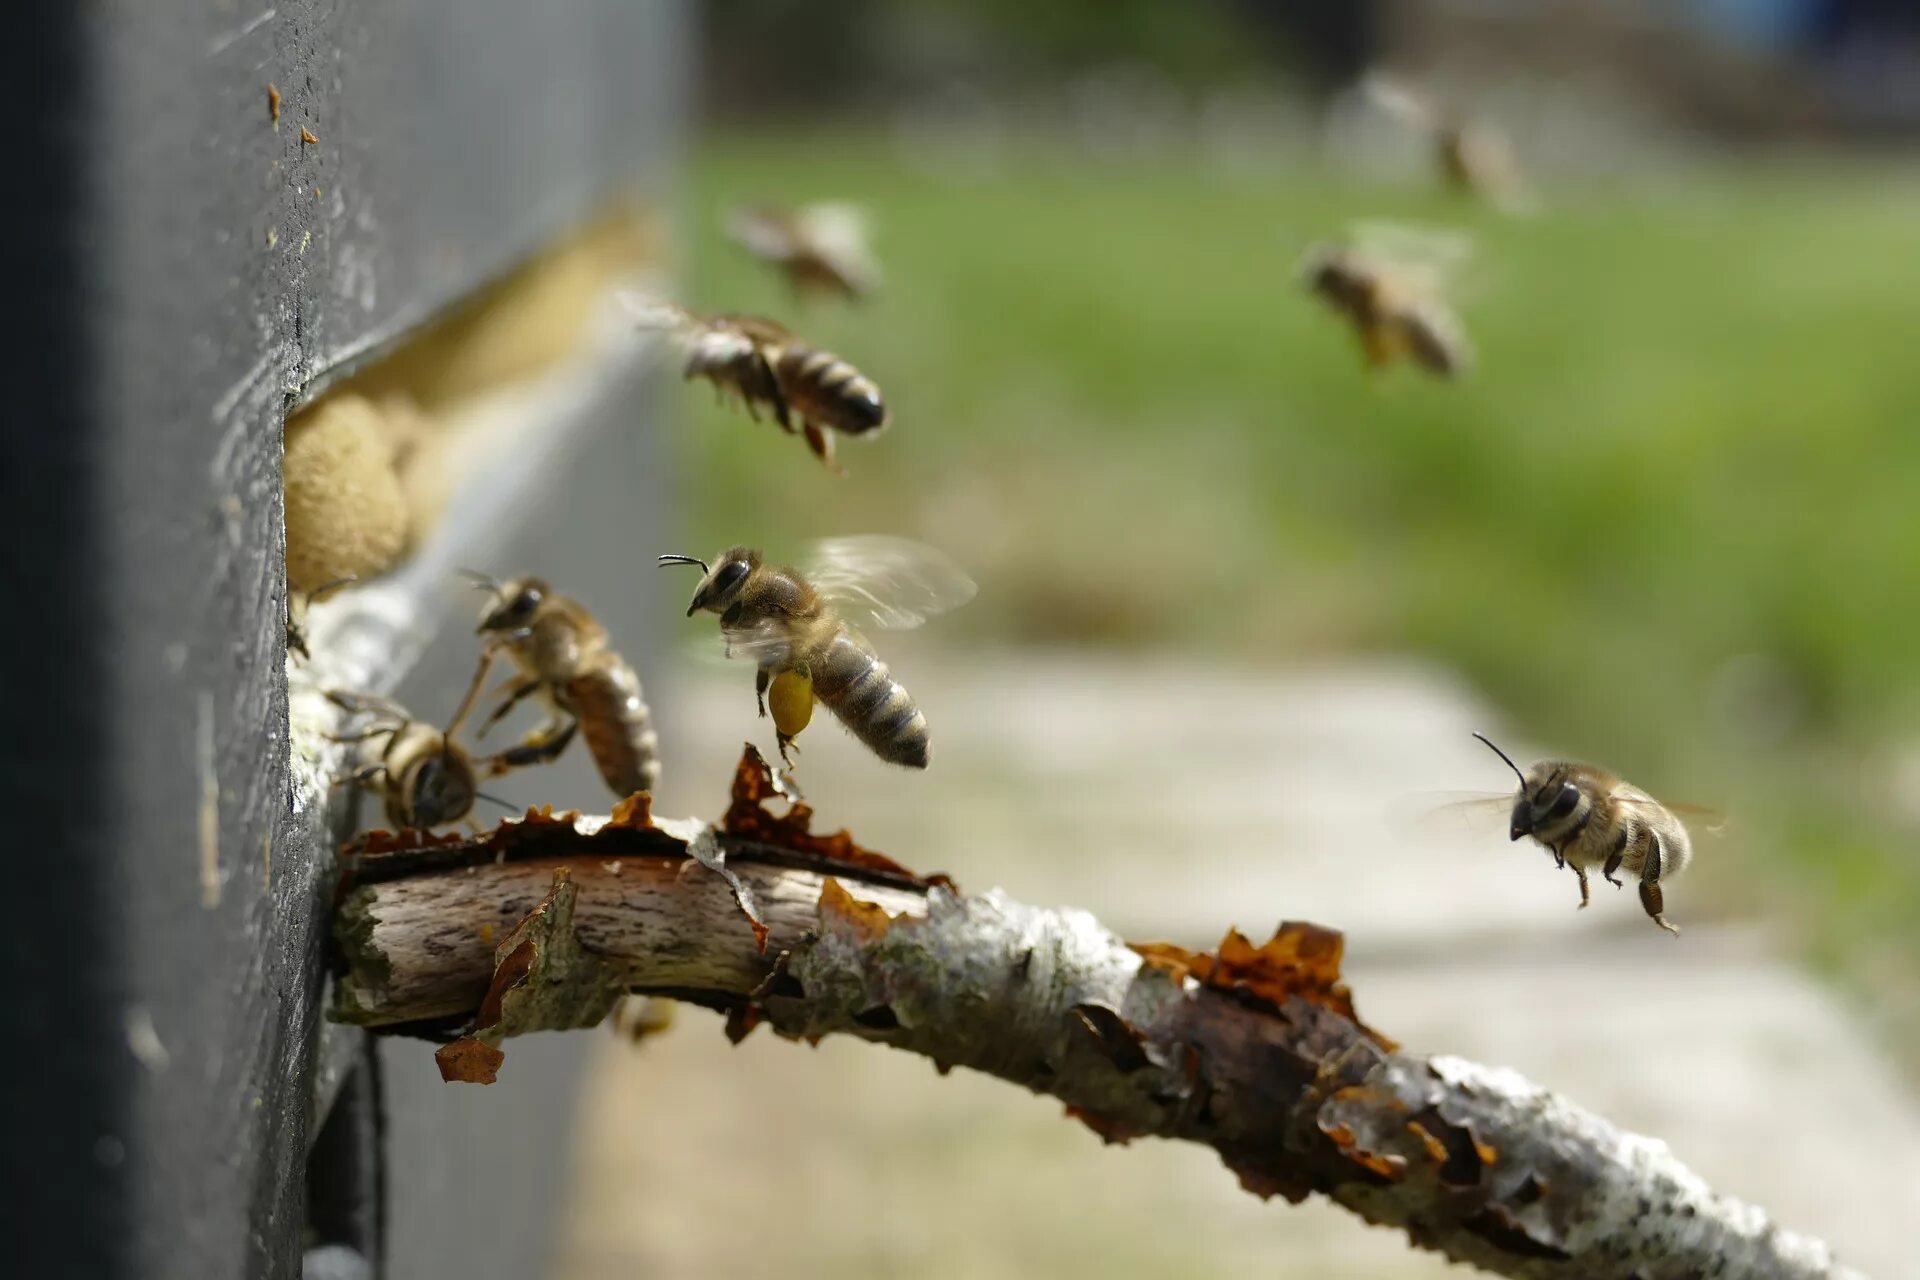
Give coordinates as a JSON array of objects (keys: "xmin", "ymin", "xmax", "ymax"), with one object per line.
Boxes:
[
  {"xmin": 300, "ymin": 127, "xmax": 318, "ymax": 145},
  {"xmin": 267, "ymin": 84, "xmax": 280, "ymax": 124}
]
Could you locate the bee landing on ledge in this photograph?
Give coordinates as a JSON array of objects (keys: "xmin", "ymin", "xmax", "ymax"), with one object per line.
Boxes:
[
  {"xmin": 324, "ymin": 689, "xmax": 516, "ymax": 831},
  {"xmin": 1449, "ymin": 733, "xmax": 1724, "ymax": 936},
  {"xmin": 626, "ymin": 299, "xmax": 888, "ymax": 473},
  {"xmin": 459, "ymin": 572, "xmax": 662, "ymax": 802},
  {"xmin": 726, "ymin": 201, "xmax": 881, "ymax": 302},
  {"xmin": 660, "ymin": 536, "xmax": 975, "ymax": 771}
]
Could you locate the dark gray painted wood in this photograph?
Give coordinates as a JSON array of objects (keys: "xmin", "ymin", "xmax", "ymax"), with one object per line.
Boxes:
[{"xmin": 0, "ymin": 3, "xmax": 684, "ymax": 1276}]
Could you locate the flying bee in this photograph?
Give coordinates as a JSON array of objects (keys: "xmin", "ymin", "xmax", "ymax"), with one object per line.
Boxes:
[
  {"xmin": 1456, "ymin": 733, "xmax": 1723, "ymax": 936},
  {"xmin": 659, "ymin": 537, "xmax": 975, "ymax": 769},
  {"xmin": 1300, "ymin": 223, "xmax": 1473, "ymax": 379},
  {"xmin": 325, "ymin": 689, "xmax": 512, "ymax": 830},
  {"xmin": 726, "ymin": 202, "xmax": 881, "ymax": 302},
  {"xmin": 626, "ymin": 300, "xmax": 887, "ymax": 473},
  {"xmin": 459, "ymin": 572, "xmax": 662, "ymax": 801},
  {"xmin": 1360, "ymin": 73, "xmax": 1536, "ymax": 214}
]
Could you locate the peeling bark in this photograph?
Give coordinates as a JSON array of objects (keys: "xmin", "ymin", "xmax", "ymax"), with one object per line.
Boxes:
[{"xmin": 329, "ymin": 748, "xmax": 1862, "ymax": 1280}]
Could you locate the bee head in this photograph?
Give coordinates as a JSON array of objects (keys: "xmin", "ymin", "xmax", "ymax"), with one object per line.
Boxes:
[
  {"xmin": 1473, "ymin": 732, "xmax": 1573, "ymax": 842},
  {"xmin": 661, "ymin": 546, "xmax": 758, "ymax": 616},
  {"xmin": 469, "ymin": 574, "xmax": 548, "ymax": 636}
]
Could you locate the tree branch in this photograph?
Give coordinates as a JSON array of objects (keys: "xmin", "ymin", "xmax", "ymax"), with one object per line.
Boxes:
[{"xmin": 330, "ymin": 748, "xmax": 1861, "ymax": 1280}]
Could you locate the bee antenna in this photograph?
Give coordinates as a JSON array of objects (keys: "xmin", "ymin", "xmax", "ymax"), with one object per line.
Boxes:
[
  {"xmin": 473, "ymin": 791, "xmax": 520, "ymax": 814},
  {"xmin": 657, "ymin": 554, "xmax": 709, "ymax": 574},
  {"xmin": 1472, "ymin": 732, "xmax": 1526, "ymax": 784},
  {"xmin": 300, "ymin": 574, "xmax": 360, "ymax": 609}
]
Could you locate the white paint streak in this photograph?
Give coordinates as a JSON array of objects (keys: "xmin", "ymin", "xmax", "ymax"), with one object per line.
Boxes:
[{"xmin": 205, "ymin": 8, "xmax": 276, "ymax": 58}]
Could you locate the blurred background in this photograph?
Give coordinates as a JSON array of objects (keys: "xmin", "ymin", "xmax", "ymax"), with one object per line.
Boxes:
[{"xmin": 549, "ymin": 1, "xmax": 1920, "ymax": 1275}]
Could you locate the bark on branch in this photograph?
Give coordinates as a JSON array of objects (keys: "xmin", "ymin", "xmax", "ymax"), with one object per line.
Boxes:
[{"xmin": 330, "ymin": 748, "xmax": 1861, "ymax": 1280}]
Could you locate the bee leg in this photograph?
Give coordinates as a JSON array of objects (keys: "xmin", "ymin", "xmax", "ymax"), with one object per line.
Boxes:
[
  {"xmin": 776, "ymin": 731, "xmax": 801, "ymax": 768},
  {"xmin": 1639, "ymin": 832, "xmax": 1680, "ymax": 936},
  {"xmin": 756, "ymin": 668, "xmax": 770, "ymax": 718},
  {"xmin": 1602, "ymin": 828, "xmax": 1629, "ymax": 887},
  {"xmin": 803, "ymin": 421, "xmax": 846, "ymax": 475},
  {"xmin": 330, "ymin": 762, "xmax": 388, "ymax": 789},
  {"xmin": 477, "ymin": 675, "xmax": 543, "ymax": 739},
  {"xmin": 482, "ymin": 716, "xmax": 579, "ymax": 775},
  {"xmin": 1549, "ymin": 843, "xmax": 1566, "ymax": 870},
  {"xmin": 756, "ymin": 352, "xmax": 793, "ymax": 431},
  {"xmin": 1573, "ymin": 864, "xmax": 1590, "ymax": 909}
]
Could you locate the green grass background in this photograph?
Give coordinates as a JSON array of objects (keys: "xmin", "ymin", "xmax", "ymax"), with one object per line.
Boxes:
[{"xmin": 674, "ymin": 134, "xmax": 1920, "ymax": 1051}]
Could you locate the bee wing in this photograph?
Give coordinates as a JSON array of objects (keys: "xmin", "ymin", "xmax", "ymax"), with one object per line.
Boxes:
[
  {"xmin": 725, "ymin": 205, "xmax": 799, "ymax": 261},
  {"xmin": 1393, "ymin": 790, "xmax": 1512, "ymax": 835},
  {"xmin": 1349, "ymin": 220, "xmax": 1475, "ymax": 300},
  {"xmin": 1615, "ymin": 790, "xmax": 1729, "ymax": 836},
  {"xmin": 794, "ymin": 202, "xmax": 881, "ymax": 291},
  {"xmin": 621, "ymin": 296, "xmax": 761, "ymax": 364},
  {"xmin": 803, "ymin": 536, "xmax": 976, "ymax": 632},
  {"xmin": 1359, "ymin": 71, "xmax": 1440, "ymax": 132}
]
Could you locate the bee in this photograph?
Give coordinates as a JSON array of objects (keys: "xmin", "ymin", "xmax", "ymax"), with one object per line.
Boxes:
[
  {"xmin": 1361, "ymin": 73, "xmax": 1535, "ymax": 214},
  {"xmin": 627, "ymin": 300, "xmax": 887, "ymax": 473},
  {"xmin": 460, "ymin": 573, "xmax": 662, "ymax": 801},
  {"xmin": 1300, "ymin": 223, "xmax": 1473, "ymax": 379},
  {"xmin": 1468, "ymin": 733, "xmax": 1721, "ymax": 936},
  {"xmin": 325, "ymin": 689, "xmax": 507, "ymax": 830},
  {"xmin": 726, "ymin": 202, "xmax": 881, "ymax": 302},
  {"xmin": 659, "ymin": 537, "xmax": 975, "ymax": 769}
]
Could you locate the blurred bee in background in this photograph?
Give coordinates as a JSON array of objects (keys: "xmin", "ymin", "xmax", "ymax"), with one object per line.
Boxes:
[
  {"xmin": 1361, "ymin": 73, "xmax": 1536, "ymax": 215},
  {"xmin": 726, "ymin": 202, "xmax": 881, "ymax": 302},
  {"xmin": 1460, "ymin": 733, "xmax": 1722, "ymax": 936},
  {"xmin": 626, "ymin": 300, "xmax": 888, "ymax": 473},
  {"xmin": 325, "ymin": 689, "xmax": 509, "ymax": 830},
  {"xmin": 659, "ymin": 537, "xmax": 975, "ymax": 770},
  {"xmin": 1300, "ymin": 222, "xmax": 1474, "ymax": 379},
  {"xmin": 460, "ymin": 572, "xmax": 662, "ymax": 800}
]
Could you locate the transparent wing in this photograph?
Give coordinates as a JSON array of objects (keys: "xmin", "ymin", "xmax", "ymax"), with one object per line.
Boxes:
[
  {"xmin": 1349, "ymin": 220, "xmax": 1475, "ymax": 299},
  {"xmin": 803, "ymin": 536, "xmax": 976, "ymax": 631},
  {"xmin": 619, "ymin": 295, "xmax": 758, "ymax": 363},
  {"xmin": 795, "ymin": 202, "xmax": 881, "ymax": 290},
  {"xmin": 1392, "ymin": 790, "xmax": 1511, "ymax": 836},
  {"xmin": 717, "ymin": 618, "xmax": 800, "ymax": 667},
  {"xmin": 1359, "ymin": 71, "xmax": 1439, "ymax": 132},
  {"xmin": 725, "ymin": 205, "xmax": 798, "ymax": 261},
  {"xmin": 1616, "ymin": 790, "xmax": 1729, "ymax": 836}
]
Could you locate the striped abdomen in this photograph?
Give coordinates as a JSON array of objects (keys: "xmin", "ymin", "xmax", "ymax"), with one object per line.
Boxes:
[
  {"xmin": 808, "ymin": 629, "xmax": 928, "ymax": 768},
  {"xmin": 559, "ymin": 658, "xmax": 661, "ymax": 798},
  {"xmin": 773, "ymin": 345, "xmax": 887, "ymax": 436}
]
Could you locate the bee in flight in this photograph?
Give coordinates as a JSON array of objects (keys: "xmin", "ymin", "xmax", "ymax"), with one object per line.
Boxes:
[
  {"xmin": 627, "ymin": 300, "xmax": 887, "ymax": 473},
  {"xmin": 1300, "ymin": 222, "xmax": 1473, "ymax": 379},
  {"xmin": 1459, "ymin": 733, "xmax": 1722, "ymax": 936},
  {"xmin": 726, "ymin": 201, "xmax": 881, "ymax": 302},
  {"xmin": 1360, "ymin": 73, "xmax": 1536, "ymax": 215},
  {"xmin": 458, "ymin": 572, "xmax": 662, "ymax": 801},
  {"xmin": 325, "ymin": 689, "xmax": 514, "ymax": 830},
  {"xmin": 659, "ymin": 537, "xmax": 975, "ymax": 770}
]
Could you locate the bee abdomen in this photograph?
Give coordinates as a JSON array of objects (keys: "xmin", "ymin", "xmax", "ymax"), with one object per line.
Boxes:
[
  {"xmin": 811, "ymin": 631, "xmax": 928, "ymax": 768},
  {"xmin": 562, "ymin": 661, "xmax": 662, "ymax": 799},
  {"xmin": 775, "ymin": 344, "xmax": 887, "ymax": 436}
]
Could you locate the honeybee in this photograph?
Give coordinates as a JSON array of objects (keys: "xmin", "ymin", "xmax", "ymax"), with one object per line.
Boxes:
[
  {"xmin": 1300, "ymin": 223, "xmax": 1473, "ymax": 378},
  {"xmin": 1361, "ymin": 73, "xmax": 1535, "ymax": 214},
  {"xmin": 1465, "ymin": 733, "xmax": 1722, "ymax": 936},
  {"xmin": 726, "ymin": 202, "xmax": 881, "ymax": 302},
  {"xmin": 627, "ymin": 300, "xmax": 887, "ymax": 473},
  {"xmin": 459, "ymin": 573, "xmax": 662, "ymax": 800},
  {"xmin": 325, "ymin": 689, "xmax": 504, "ymax": 830},
  {"xmin": 659, "ymin": 537, "xmax": 975, "ymax": 769}
]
